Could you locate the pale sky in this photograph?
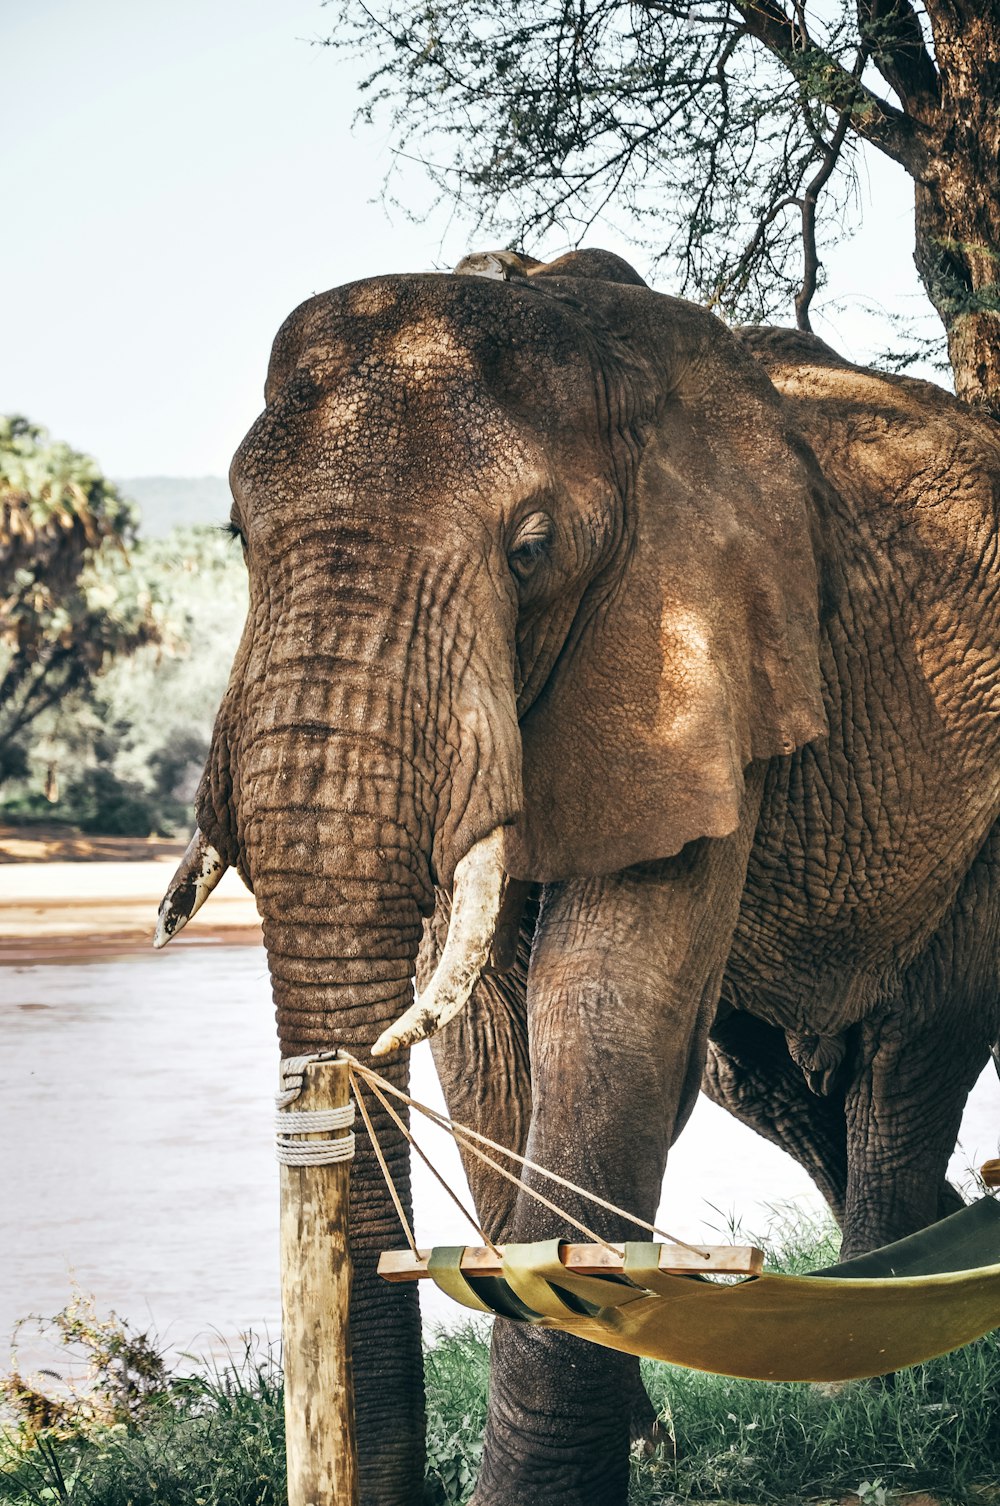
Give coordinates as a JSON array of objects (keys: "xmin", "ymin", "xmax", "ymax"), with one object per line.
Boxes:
[{"xmin": 3, "ymin": 0, "xmax": 939, "ymax": 479}]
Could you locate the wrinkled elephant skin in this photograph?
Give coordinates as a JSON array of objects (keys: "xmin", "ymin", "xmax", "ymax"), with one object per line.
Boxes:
[{"xmin": 179, "ymin": 249, "xmax": 1000, "ymax": 1506}]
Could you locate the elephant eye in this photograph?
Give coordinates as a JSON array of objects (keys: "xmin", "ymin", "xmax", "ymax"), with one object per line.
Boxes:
[{"xmin": 508, "ymin": 511, "xmax": 552, "ymax": 580}]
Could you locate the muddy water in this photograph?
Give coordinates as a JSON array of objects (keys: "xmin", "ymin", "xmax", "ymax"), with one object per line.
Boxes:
[{"xmin": 2, "ymin": 944, "xmax": 998, "ymax": 1372}]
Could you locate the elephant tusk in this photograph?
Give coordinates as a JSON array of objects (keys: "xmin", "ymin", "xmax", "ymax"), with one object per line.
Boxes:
[
  {"xmin": 371, "ymin": 828, "xmax": 507, "ymax": 1058},
  {"xmin": 153, "ymin": 828, "xmax": 228, "ymax": 948}
]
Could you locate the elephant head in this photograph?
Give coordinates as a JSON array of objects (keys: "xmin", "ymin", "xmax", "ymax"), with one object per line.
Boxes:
[{"xmin": 159, "ymin": 249, "xmax": 831, "ymax": 1501}]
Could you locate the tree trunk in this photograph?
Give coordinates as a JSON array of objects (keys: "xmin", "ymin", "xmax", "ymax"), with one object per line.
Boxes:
[
  {"xmin": 915, "ymin": 8, "xmax": 1000, "ymax": 416},
  {"xmin": 914, "ymin": 161, "xmax": 1000, "ymax": 417}
]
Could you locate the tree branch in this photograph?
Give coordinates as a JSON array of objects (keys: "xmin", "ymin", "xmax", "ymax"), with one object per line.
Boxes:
[
  {"xmin": 792, "ymin": 40, "xmax": 871, "ymax": 330},
  {"xmin": 731, "ymin": 0, "xmax": 934, "ymax": 173},
  {"xmin": 857, "ymin": 0, "xmax": 940, "ymax": 115},
  {"xmin": 794, "ymin": 105, "xmax": 852, "ymax": 329}
]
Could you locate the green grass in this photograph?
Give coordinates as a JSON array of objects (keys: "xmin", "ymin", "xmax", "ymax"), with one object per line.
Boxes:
[
  {"xmin": 3, "ymin": 1215, "xmax": 999, "ymax": 1505},
  {"xmin": 0, "ymin": 1351, "xmax": 287, "ymax": 1506},
  {"xmin": 629, "ymin": 1208, "xmax": 1000, "ymax": 1503},
  {"xmin": 635, "ymin": 1340, "xmax": 1000, "ymax": 1503}
]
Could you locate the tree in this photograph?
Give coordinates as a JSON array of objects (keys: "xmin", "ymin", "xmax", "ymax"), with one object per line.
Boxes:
[
  {"xmin": 2, "ymin": 522, "xmax": 248, "ymax": 835},
  {"xmin": 329, "ymin": 1, "xmax": 1000, "ymax": 414},
  {"xmin": 84, "ymin": 524, "xmax": 248, "ymax": 824},
  {"xmin": 0, "ymin": 416, "xmax": 159, "ymax": 770}
]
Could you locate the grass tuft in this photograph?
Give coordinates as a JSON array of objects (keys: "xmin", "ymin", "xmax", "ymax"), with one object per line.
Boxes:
[{"xmin": 0, "ymin": 1302, "xmax": 286, "ymax": 1506}]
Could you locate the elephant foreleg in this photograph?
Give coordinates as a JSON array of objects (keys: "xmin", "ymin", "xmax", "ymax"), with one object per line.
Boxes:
[
  {"xmin": 424, "ymin": 888, "xmax": 538, "ymax": 1241},
  {"xmin": 426, "ymin": 889, "xmax": 660, "ymax": 1449},
  {"xmin": 474, "ymin": 774, "xmax": 763, "ymax": 1506}
]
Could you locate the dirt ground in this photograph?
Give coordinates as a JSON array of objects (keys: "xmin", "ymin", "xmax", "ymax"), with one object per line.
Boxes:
[
  {"xmin": 0, "ymin": 823, "xmax": 261, "ymax": 960},
  {"xmin": 0, "ymin": 822, "xmax": 190, "ymax": 864}
]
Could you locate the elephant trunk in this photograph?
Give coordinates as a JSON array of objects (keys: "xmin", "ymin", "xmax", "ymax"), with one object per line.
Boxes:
[
  {"xmin": 167, "ymin": 509, "xmax": 524, "ymax": 1499},
  {"xmin": 248, "ymin": 784, "xmax": 431, "ymax": 1504},
  {"xmin": 195, "ymin": 562, "xmax": 519, "ymax": 1498}
]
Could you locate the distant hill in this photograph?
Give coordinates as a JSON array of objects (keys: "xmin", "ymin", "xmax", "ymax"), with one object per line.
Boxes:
[{"xmin": 116, "ymin": 475, "xmax": 231, "ymax": 537}]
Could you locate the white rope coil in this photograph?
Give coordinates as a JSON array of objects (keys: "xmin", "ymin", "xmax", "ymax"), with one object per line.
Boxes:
[
  {"xmin": 276, "ymin": 1051, "xmax": 339, "ymax": 1109},
  {"xmin": 275, "ymin": 1053, "xmax": 355, "ymax": 1165},
  {"xmin": 276, "ymin": 1132, "xmax": 356, "ymax": 1167},
  {"xmin": 275, "ymin": 1104, "xmax": 355, "ymax": 1135}
]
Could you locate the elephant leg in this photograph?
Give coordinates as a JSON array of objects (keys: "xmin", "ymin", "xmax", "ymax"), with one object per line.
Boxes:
[
  {"xmin": 703, "ymin": 1009, "xmax": 962, "ymax": 1238},
  {"xmin": 842, "ymin": 1013, "xmax": 988, "ymax": 1258},
  {"xmin": 841, "ymin": 823, "xmax": 1000, "ymax": 1259},
  {"xmin": 429, "ymin": 910, "xmax": 660, "ymax": 1450},
  {"xmin": 704, "ymin": 1006, "xmax": 849, "ymax": 1223},
  {"xmin": 428, "ymin": 974, "xmax": 531, "ymax": 1239},
  {"xmin": 426, "ymin": 887, "xmax": 660, "ymax": 1451},
  {"xmin": 474, "ymin": 777, "xmax": 763, "ymax": 1506}
]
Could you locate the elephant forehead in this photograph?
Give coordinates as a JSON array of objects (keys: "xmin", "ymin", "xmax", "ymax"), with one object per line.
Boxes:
[
  {"xmin": 287, "ymin": 320, "xmax": 479, "ymax": 393},
  {"xmin": 235, "ymin": 372, "xmax": 545, "ymax": 506},
  {"xmin": 268, "ymin": 273, "xmax": 604, "ymax": 409}
]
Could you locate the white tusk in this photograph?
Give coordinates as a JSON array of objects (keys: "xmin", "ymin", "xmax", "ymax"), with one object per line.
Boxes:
[
  {"xmin": 153, "ymin": 829, "xmax": 227, "ymax": 948},
  {"xmin": 371, "ymin": 828, "xmax": 506, "ymax": 1057}
]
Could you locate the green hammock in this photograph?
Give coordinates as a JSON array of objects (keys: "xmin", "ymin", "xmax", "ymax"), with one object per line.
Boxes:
[{"xmin": 422, "ymin": 1199, "xmax": 1000, "ymax": 1382}]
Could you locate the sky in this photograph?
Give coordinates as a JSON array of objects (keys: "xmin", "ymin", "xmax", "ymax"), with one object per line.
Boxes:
[{"xmin": 3, "ymin": 0, "xmax": 940, "ymax": 479}]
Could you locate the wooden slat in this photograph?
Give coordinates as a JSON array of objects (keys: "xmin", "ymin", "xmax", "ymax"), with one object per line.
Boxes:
[{"xmin": 378, "ymin": 1242, "xmax": 764, "ymax": 1282}]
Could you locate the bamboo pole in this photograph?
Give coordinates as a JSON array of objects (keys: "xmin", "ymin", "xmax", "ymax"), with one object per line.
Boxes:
[{"xmin": 279, "ymin": 1055, "xmax": 359, "ymax": 1506}]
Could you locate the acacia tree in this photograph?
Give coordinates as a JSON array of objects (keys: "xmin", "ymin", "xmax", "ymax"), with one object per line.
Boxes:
[
  {"xmin": 0, "ymin": 416, "xmax": 159, "ymax": 776},
  {"xmin": 329, "ymin": 1, "xmax": 1000, "ymax": 413}
]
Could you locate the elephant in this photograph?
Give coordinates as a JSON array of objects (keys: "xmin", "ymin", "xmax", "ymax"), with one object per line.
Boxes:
[{"xmin": 157, "ymin": 247, "xmax": 1000, "ymax": 1506}]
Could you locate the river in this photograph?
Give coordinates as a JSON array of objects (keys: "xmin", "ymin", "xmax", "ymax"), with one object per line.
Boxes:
[{"xmin": 2, "ymin": 943, "xmax": 998, "ymax": 1375}]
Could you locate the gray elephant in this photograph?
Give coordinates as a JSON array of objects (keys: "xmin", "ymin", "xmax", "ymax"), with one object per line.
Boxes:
[{"xmin": 158, "ymin": 248, "xmax": 1000, "ymax": 1506}]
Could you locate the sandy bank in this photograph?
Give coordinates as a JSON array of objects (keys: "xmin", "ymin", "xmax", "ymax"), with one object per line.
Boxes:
[{"xmin": 0, "ymin": 855, "xmax": 262, "ymax": 961}]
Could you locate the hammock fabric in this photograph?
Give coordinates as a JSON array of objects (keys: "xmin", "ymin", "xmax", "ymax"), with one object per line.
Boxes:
[{"xmin": 424, "ymin": 1198, "xmax": 1000, "ymax": 1382}]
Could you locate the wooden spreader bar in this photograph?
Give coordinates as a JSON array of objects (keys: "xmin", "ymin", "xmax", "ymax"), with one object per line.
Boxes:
[{"xmin": 379, "ymin": 1242, "xmax": 765, "ymax": 1282}]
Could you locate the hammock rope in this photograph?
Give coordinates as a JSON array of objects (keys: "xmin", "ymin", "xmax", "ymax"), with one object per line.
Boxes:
[
  {"xmin": 274, "ymin": 1061, "xmax": 357, "ymax": 1166},
  {"xmin": 354, "ymin": 1064, "xmax": 502, "ymax": 1258},
  {"xmin": 351, "ymin": 1071, "xmax": 419, "ymax": 1255},
  {"xmin": 342, "ymin": 1054, "xmax": 713, "ymax": 1261}
]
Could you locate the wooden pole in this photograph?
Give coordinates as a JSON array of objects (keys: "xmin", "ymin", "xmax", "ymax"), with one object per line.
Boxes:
[{"xmin": 279, "ymin": 1054, "xmax": 359, "ymax": 1506}]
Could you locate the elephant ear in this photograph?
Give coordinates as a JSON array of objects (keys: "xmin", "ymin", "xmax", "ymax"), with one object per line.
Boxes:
[{"xmin": 503, "ymin": 297, "xmax": 831, "ymax": 882}]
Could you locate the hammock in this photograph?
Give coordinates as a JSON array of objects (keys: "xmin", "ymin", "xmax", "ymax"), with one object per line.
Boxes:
[{"xmin": 346, "ymin": 1057, "xmax": 1000, "ymax": 1383}]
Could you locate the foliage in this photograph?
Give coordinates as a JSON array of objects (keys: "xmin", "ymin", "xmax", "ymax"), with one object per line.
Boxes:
[
  {"xmin": 424, "ymin": 1324, "xmax": 490, "ymax": 1504},
  {"xmin": 1, "ymin": 1293, "xmax": 169, "ymax": 1440},
  {"xmin": 1, "ymin": 523, "xmax": 246, "ymax": 836},
  {"xmin": 633, "ymin": 1329, "xmax": 1000, "ymax": 1502},
  {"xmin": 0, "ymin": 1301, "xmax": 284, "ymax": 1506},
  {"xmin": 0, "ymin": 418, "xmax": 160, "ymax": 762},
  {"xmin": 327, "ymin": 0, "xmax": 999, "ymax": 388},
  {"xmin": 330, "ymin": 0, "xmax": 847, "ymax": 323},
  {"xmin": 4, "ymin": 1217, "xmax": 1000, "ymax": 1505}
]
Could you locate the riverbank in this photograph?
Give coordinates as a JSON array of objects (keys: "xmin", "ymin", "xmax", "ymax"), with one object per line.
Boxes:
[{"xmin": 0, "ymin": 824, "xmax": 261, "ymax": 961}]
